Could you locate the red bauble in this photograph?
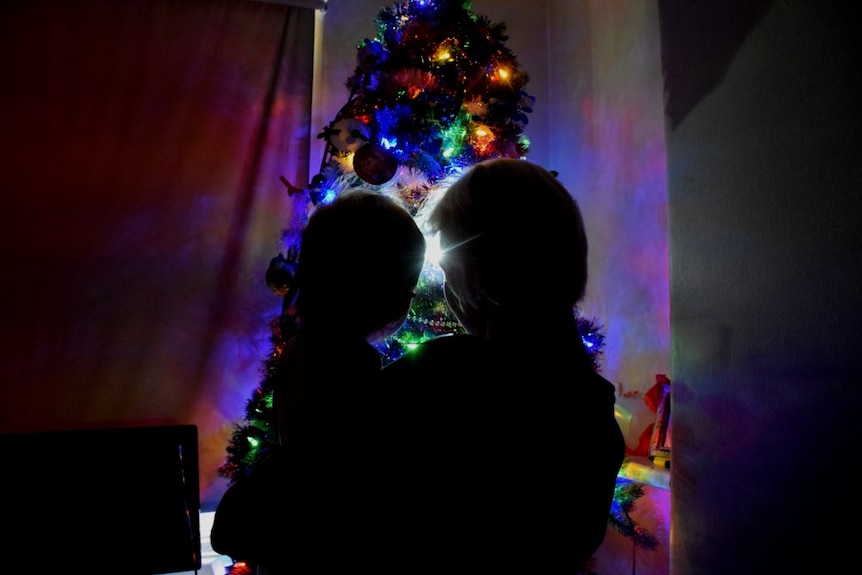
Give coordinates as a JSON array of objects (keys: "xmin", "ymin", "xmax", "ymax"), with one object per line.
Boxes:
[{"xmin": 353, "ymin": 143, "xmax": 398, "ymax": 185}]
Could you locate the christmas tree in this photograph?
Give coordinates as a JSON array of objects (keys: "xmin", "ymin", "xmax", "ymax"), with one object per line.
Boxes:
[
  {"xmin": 217, "ymin": 2, "xmax": 649, "ymax": 568},
  {"xmin": 219, "ymin": 0, "xmax": 606, "ymax": 482}
]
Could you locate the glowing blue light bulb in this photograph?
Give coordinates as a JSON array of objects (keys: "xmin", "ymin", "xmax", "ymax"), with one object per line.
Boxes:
[{"xmin": 320, "ymin": 188, "xmax": 338, "ymax": 205}]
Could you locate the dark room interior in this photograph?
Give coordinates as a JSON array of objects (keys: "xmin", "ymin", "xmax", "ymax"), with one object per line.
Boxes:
[{"xmin": 2, "ymin": 1, "xmax": 859, "ymax": 573}]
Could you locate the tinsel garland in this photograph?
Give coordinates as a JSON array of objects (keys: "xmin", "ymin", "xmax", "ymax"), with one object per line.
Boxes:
[{"xmin": 610, "ymin": 476, "xmax": 661, "ymax": 551}]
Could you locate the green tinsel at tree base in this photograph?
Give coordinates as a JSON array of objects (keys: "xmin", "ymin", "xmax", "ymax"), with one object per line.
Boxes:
[{"xmin": 610, "ymin": 475, "xmax": 661, "ymax": 551}]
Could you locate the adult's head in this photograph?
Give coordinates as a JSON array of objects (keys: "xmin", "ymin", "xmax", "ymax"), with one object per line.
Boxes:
[
  {"xmin": 296, "ymin": 189, "xmax": 426, "ymax": 342},
  {"xmin": 428, "ymin": 158, "xmax": 588, "ymax": 336}
]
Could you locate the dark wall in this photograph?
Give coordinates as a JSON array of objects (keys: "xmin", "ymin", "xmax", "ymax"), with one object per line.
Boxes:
[{"xmin": 661, "ymin": 1, "xmax": 862, "ymax": 571}]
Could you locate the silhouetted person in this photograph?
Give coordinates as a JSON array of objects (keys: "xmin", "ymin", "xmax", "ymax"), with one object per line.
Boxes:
[
  {"xmin": 374, "ymin": 158, "xmax": 625, "ymax": 572},
  {"xmin": 211, "ymin": 189, "xmax": 426, "ymax": 574}
]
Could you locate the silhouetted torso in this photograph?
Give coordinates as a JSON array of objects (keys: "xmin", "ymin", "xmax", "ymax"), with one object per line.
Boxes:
[
  {"xmin": 211, "ymin": 337, "xmax": 382, "ymax": 572},
  {"xmin": 370, "ymin": 333, "xmax": 624, "ymax": 570}
]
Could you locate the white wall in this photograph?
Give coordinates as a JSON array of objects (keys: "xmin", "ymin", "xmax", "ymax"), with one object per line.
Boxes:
[{"xmin": 546, "ymin": 0, "xmax": 670, "ymax": 404}]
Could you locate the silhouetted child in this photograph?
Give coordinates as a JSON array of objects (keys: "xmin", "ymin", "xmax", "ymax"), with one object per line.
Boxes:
[
  {"xmin": 273, "ymin": 188, "xmax": 426, "ymax": 450},
  {"xmin": 212, "ymin": 189, "xmax": 426, "ymax": 574},
  {"xmin": 375, "ymin": 158, "xmax": 625, "ymax": 572}
]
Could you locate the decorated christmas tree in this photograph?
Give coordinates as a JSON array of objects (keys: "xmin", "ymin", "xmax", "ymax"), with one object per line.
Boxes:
[
  {"xmin": 219, "ymin": 0, "xmax": 606, "ymax": 482},
  {"xmin": 216, "ymin": 2, "xmax": 650, "ymax": 568}
]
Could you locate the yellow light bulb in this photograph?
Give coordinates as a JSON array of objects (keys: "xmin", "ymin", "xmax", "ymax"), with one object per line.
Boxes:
[{"xmin": 436, "ymin": 49, "xmax": 452, "ymax": 62}]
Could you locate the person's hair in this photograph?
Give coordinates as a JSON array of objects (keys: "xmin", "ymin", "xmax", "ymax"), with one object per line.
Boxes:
[
  {"xmin": 428, "ymin": 158, "xmax": 588, "ymax": 315},
  {"xmin": 295, "ymin": 189, "xmax": 426, "ymax": 341}
]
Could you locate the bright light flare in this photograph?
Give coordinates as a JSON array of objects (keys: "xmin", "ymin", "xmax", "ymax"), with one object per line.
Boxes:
[{"xmin": 424, "ymin": 232, "xmax": 444, "ymax": 266}]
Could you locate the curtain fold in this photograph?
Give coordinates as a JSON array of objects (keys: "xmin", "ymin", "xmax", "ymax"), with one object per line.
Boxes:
[{"xmin": 0, "ymin": 0, "xmax": 316, "ymax": 505}]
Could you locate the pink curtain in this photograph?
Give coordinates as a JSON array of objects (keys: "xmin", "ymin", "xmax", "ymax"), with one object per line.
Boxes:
[{"xmin": 0, "ymin": 0, "xmax": 316, "ymax": 505}]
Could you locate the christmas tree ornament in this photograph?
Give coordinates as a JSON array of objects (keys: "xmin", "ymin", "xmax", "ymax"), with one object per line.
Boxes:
[
  {"xmin": 352, "ymin": 142, "xmax": 399, "ymax": 185},
  {"xmin": 264, "ymin": 253, "xmax": 296, "ymax": 296},
  {"xmin": 326, "ymin": 117, "xmax": 371, "ymax": 154},
  {"xmin": 355, "ymin": 37, "xmax": 387, "ymax": 74}
]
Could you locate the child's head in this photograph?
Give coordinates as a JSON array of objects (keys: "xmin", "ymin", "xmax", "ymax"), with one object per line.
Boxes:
[
  {"xmin": 295, "ymin": 189, "xmax": 426, "ymax": 342},
  {"xmin": 428, "ymin": 158, "xmax": 588, "ymax": 333}
]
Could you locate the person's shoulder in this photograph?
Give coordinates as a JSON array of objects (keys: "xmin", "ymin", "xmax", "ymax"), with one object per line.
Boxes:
[
  {"xmin": 306, "ymin": 337, "xmax": 381, "ymax": 378},
  {"xmin": 415, "ymin": 332, "xmax": 493, "ymax": 356},
  {"xmin": 385, "ymin": 333, "xmax": 492, "ymax": 366},
  {"xmin": 379, "ymin": 334, "xmax": 496, "ymax": 381}
]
